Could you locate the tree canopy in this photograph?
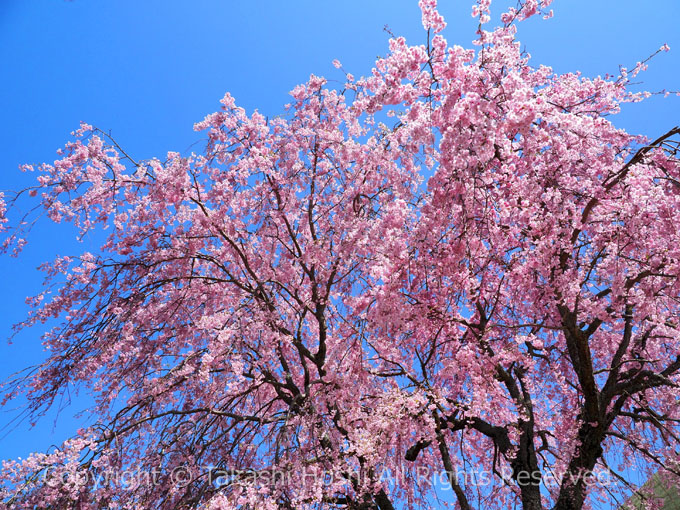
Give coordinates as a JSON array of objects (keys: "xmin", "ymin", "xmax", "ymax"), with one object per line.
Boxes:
[{"xmin": 1, "ymin": 1, "xmax": 680, "ymax": 509}]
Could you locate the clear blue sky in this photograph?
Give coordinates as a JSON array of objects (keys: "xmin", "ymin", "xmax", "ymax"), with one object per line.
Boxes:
[{"xmin": 0, "ymin": 0, "xmax": 678, "ymax": 468}]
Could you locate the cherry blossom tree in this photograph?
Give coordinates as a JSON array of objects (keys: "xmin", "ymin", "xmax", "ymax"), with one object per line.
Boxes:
[{"xmin": 1, "ymin": 1, "xmax": 680, "ymax": 509}]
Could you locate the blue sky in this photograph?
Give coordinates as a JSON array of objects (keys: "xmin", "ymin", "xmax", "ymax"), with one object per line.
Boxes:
[{"xmin": 0, "ymin": 0, "xmax": 678, "ymax": 477}]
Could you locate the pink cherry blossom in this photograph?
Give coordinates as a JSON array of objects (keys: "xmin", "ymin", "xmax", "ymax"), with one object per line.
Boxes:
[{"xmin": 1, "ymin": 1, "xmax": 679, "ymax": 510}]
